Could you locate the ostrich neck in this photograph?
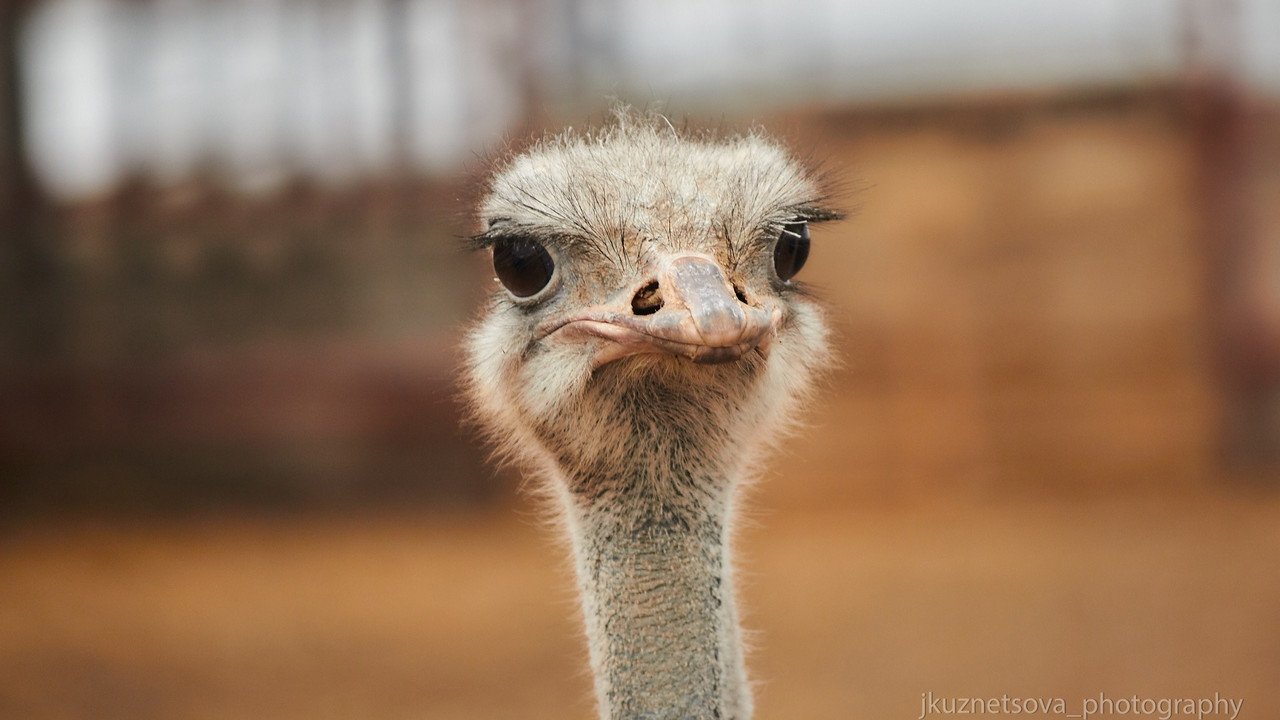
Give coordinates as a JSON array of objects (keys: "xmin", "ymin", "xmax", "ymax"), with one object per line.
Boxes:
[{"xmin": 564, "ymin": 465, "xmax": 751, "ymax": 720}]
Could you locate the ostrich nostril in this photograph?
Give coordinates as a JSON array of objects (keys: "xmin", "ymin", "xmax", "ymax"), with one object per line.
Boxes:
[
  {"xmin": 733, "ymin": 284, "xmax": 749, "ymax": 305},
  {"xmin": 631, "ymin": 281, "xmax": 663, "ymax": 316}
]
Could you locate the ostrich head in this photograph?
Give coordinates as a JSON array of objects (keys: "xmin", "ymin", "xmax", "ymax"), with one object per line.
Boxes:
[{"xmin": 464, "ymin": 109, "xmax": 839, "ymax": 720}]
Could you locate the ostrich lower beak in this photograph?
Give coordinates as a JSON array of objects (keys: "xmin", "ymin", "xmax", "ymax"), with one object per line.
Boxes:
[{"xmin": 538, "ymin": 255, "xmax": 781, "ymax": 367}]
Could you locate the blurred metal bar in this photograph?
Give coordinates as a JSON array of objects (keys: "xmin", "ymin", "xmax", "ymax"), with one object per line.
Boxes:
[
  {"xmin": 0, "ymin": 1, "xmax": 40, "ymax": 236},
  {"xmin": 1185, "ymin": 0, "xmax": 1280, "ymax": 475},
  {"xmin": 0, "ymin": 0, "xmax": 68, "ymax": 365}
]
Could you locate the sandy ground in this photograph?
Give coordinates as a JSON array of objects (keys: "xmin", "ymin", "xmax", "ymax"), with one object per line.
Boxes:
[{"xmin": 1, "ymin": 491, "xmax": 1278, "ymax": 720}]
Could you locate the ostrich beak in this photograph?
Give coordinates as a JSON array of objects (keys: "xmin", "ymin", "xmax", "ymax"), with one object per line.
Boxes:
[{"xmin": 538, "ymin": 254, "xmax": 781, "ymax": 368}]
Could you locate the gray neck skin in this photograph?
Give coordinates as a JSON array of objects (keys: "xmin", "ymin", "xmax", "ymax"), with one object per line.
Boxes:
[{"xmin": 565, "ymin": 475, "xmax": 751, "ymax": 720}]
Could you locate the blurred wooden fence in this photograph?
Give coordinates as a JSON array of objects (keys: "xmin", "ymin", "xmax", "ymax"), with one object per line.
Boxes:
[
  {"xmin": 0, "ymin": 179, "xmax": 505, "ymax": 514},
  {"xmin": 0, "ymin": 1, "xmax": 1277, "ymax": 515}
]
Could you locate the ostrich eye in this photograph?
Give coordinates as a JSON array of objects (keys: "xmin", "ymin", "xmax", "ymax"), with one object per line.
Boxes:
[
  {"xmin": 774, "ymin": 221, "xmax": 810, "ymax": 281},
  {"xmin": 492, "ymin": 236, "xmax": 555, "ymax": 297}
]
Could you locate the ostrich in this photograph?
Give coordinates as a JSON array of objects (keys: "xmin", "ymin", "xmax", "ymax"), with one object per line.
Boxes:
[{"xmin": 464, "ymin": 109, "xmax": 839, "ymax": 720}]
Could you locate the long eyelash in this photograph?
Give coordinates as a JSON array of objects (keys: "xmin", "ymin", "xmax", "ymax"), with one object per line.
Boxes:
[
  {"xmin": 469, "ymin": 225, "xmax": 620, "ymax": 268},
  {"xmin": 729, "ymin": 206, "xmax": 834, "ymax": 261},
  {"xmin": 790, "ymin": 204, "xmax": 845, "ymax": 223},
  {"xmin": 467, "ymin": 224, "xmax": 552, "ymax": 252},
  {"xmin": 463, "ymin": 216, "xmax": 516, "ymax": 252},
  {"xmin": 465, "ymin": 232, "xmax": 495, "ymax": 252}
]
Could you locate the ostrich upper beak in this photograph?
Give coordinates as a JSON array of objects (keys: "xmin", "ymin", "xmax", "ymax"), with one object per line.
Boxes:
[{"xmin": 537, "ymin": 254, "xmax": 781, "ymax": 367}]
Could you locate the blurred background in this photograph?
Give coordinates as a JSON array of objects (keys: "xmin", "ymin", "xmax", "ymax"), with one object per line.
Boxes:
[{"xmin": 1, "ymin": 1, "xmax": 1279, "ymax": 718}]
